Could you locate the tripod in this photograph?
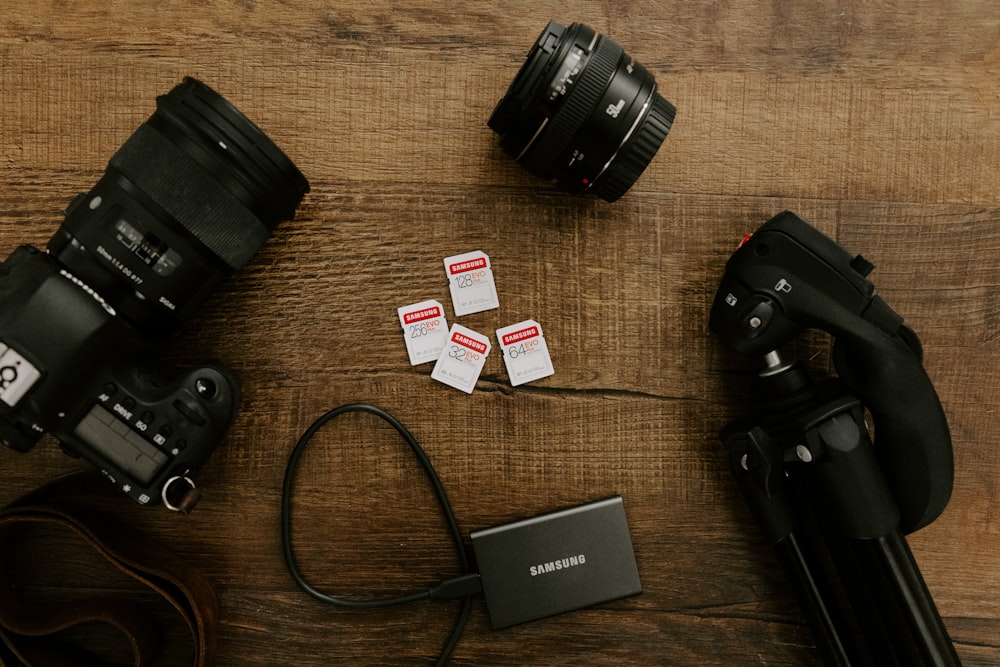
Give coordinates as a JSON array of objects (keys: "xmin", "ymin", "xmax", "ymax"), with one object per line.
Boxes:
[
  {"xmin": 708, "ymin": 211, "xmax": 961, "ymax": 666},
  {"xmin": 723, "ymin": 351, "xmax": 960, "ymax": 666}
]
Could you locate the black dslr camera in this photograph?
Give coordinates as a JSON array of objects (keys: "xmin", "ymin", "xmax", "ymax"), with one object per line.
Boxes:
[{"xmin": 0, "ymin": 78, "xmax": 309, "ymax": 510}]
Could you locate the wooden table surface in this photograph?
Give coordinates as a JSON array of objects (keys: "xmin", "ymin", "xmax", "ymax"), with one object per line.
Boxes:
[{"xmin": 2, "ymin": 2, "xmax": 999, "ymax": 665}]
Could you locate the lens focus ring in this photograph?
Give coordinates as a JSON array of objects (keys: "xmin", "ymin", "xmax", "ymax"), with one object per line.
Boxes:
[
  {"xmin": 110, "ymin": 124, "xmax": 270, "ymax": 270},
  {"xmin": 522, "ymin": 35, "xmax": 622, "ymax": 177},
  {"xmin": 591, "ymin": 93, "xmax": 675, "ymax": 202},
  {"xmin": 50, "ymin": 78, "xmax": 309, "ymax": 334}
]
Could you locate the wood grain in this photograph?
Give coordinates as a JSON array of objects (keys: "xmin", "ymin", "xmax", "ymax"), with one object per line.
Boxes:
[{"xmin": 1, "ymin": 2, "xmax": 998, "ymax": 665}]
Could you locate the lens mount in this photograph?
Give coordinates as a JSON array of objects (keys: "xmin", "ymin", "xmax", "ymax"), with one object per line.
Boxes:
[{"xmin": 489, "ymin": 21, "xmax": 675, "ymax": 202}]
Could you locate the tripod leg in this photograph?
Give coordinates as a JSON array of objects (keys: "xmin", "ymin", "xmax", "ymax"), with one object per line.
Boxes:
[
  {"xmin": 846, "ymin": 530, "xmax": 962, "ymax": 666},
  {"xmin": 775, "ymin": 530, "xmax": 859, "ymax": 667},
  {"xmin": 790, "ymin": 401, "xmax": 962, "ymax": 666},
  {"xmin": 723, "ymin": 425, "xmax": 866, "ymax": 666}
]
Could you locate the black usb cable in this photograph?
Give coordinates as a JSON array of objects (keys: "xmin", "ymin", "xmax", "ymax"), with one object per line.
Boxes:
[{"xmin": 281, "ymin": 403, "xmax": 482, "ymax": 665}]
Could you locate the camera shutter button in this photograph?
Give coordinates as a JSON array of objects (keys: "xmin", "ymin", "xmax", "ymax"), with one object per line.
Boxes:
[{"xmin": 195, "ymin": 377, "xmax": 217, "ymax": 400}]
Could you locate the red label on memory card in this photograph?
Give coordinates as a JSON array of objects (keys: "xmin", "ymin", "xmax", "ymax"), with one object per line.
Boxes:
[
  {"xmin": 501, "ymin": 326, "xmax": 540, "ymax": 346},
  {"xmin": 451, "ymin": 330, "xmax": 488, "ymax": 354},
  {"xmin": 402, "ymin": 305, "xmax": 442, "ymax": 323},
  {"xmin": 448, "ymin": 256, "xmax": 488, "ymax": 275}
]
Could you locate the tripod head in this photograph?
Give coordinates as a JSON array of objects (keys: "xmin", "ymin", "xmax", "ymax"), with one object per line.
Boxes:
[{"xmin": 709, "ymin": 211, "xmax": 953, "ymax": 533}]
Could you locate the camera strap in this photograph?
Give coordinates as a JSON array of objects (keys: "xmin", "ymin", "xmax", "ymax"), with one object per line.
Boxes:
[{"xmin": 0, "ymin": 472, "xmax": 219, "ymax": 667}]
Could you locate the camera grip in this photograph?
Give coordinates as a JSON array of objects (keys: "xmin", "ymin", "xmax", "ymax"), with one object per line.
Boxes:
[{"xmin": 833, "ymin": 333, "xmax": 953, "ymax": 534}]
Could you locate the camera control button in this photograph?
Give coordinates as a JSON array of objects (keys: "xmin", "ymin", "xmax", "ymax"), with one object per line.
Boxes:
[
  {"xmin": 153, "ymin": 424, "xmax": 173, "ymax": 447},
  {"xmin": 122, "ymin": 397, "xmax": 136, "ymax": 411},
  {"xmin": 141, "ymin": 411, "xmax": 155, "ymax": 425}
]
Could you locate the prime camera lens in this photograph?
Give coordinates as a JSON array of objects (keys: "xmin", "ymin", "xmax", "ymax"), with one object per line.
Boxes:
[
  {"xmin": 48, "ymin": 77, "xmax": 310, "ymax": 335},
  {"xmin": 489, "ymin": 21, "xmax": 675, "ymax": 202}
]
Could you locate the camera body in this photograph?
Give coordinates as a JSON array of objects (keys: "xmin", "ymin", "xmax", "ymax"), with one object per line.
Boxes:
[
  {"xmin": 0, "ymin": 78, "xmax": 309, "ymax": 509},
  {"xmin": 0, "ymin": 246, "xmax": 239, "ymax": 504},
  {"xmin": 0, "ymin": 245, "xmax": 238, "ymax": 507}
]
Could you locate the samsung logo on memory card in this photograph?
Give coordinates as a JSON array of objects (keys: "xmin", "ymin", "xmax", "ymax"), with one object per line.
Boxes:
[
  {"xmin": 403, "ymin": 306, "xmax": 441, "ymax": 323},
  {"xmin": 448, "ymin": 257, "xmax": 488, "ymax": 274},
  {"xmin": 451, "ymin": 331, "xmax": 488, "ymax": 353},
  {"xmin": 529, "ymin": 554, "xmax": 587, "ymax": 577},
  {"xmin": 500, "ymin": 325, "xmax": 539, "ymax": 346}
]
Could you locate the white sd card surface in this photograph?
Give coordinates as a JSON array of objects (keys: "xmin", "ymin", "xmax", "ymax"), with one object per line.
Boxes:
[
  {"xmin": 496, "ymin": 319, "xmax": 554, "ymax": 386},
  {"xmin": 444, "ymin": 250, "xmax": 499, "ymax": 316},
  {"xmin": 431, "ymin": 324, "xmax": 491, "ymax": 394},
  {"xmin": 397, "ymin": 299, "xmax": 449, "ymax": 365}
]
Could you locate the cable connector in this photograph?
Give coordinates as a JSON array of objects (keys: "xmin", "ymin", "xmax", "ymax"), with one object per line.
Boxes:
[{"xmin": 430, "ymin": 573, "xmax": 483, "ymax": 601}]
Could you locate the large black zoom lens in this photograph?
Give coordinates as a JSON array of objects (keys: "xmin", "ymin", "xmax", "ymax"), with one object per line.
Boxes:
[
  {"xmin": 489, "ymin": 21, "xmax": 675, "ymax": 202},
  {"xmin": 48, "ymin": 77, "xmax": 310, "ymax": 335}
]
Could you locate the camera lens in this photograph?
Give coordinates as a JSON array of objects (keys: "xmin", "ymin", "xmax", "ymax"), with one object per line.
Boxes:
[
  {"xmin": 48, "ymin": 77, "xmax": 310, "ymax": 335},
  {"xmin": 489, "ymin": 21, "xmax": 675, "ymax": 202}
]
